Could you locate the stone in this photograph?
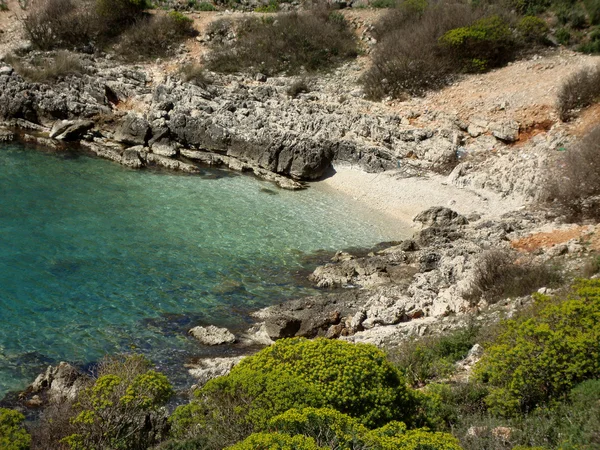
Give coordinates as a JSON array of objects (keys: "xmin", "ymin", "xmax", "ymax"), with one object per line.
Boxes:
[
  {"xmin": 121, "ymin": 146, "xmax": 145, "ymax": 169},
  {"xmin": 263, "ymin": 316, "xmax": 302, "ymax": 340},
  {"xmin": 114, "ymin": 113, "xmax": 150, "ymax": 146},
  {"xmin": 255, "ymin": 73, "xmax": 267, "ymax": 82},
  {"xmin": 413, "ymin": 206, "xmax": 468, "ymax": 227},
  {"xmin": 49, "ymin": 119, "xmax": 94, "ymax": 140},
  {"xmin": 189, "ymin": 325, "xmax": 236, "ymax": 345},
  {"xmin": 490, "ymin": 120, "xmax": 520, "ymax": 142},
  {"xmin": 0, "ymin": 66, "xmax": 13, "ymax": 76},
  {"xmin": 187, "ymin": 356, "xmax": 245, "ymax": 386},
  {"xmin": 29, "ymin": 362, "xmax": 88, "ymax": 402}
]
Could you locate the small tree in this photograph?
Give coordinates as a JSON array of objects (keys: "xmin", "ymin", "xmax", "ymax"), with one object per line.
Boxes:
[{"xmin": 62, "ymin": 355, "xmax": 174, "ymax": 450}]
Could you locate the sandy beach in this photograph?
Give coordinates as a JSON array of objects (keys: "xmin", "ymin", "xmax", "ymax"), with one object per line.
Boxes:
[{"xmin": 314, "ymin": 164, "xmax": 526, "ymax": 226}]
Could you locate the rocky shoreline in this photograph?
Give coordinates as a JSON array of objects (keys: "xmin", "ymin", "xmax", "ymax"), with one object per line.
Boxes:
[{"xmin": 2, "ymin": 42, "xmax": 599, "ymax": 405}]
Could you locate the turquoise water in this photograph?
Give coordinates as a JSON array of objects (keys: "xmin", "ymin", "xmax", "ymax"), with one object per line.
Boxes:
[{"xmin": 0, "ymin": 143, "xmax": 404, "ymax": 397}]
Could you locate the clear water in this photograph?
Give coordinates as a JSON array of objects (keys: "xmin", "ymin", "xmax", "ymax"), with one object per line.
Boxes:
[{"xmin": 0, "ymin": 143, "xmax": 405, "ymax": 397}]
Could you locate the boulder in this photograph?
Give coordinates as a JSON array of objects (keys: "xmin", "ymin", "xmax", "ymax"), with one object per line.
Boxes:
[
  {"xmin": 413, "ymin": 206, "xmax": 468, "ymax": 227},
  {"xmin": 29, "ymin": 362, "xmax": 88, "ymax": 402},
  {"xmin": 189, "ymin": 325, "xmax": 236, "ymax": 345},
  {"xmin": 49, "ymin": 119, "xmax": 94, "ymax": 141},
  {"xmin": 490, "ymin": 120, "xmax": 520, "ymax": 142},
  {"xmin": 263, "ymin": 316, "xmax": 302, "ymax": 340},
  {"xmin": 187, "ymin": 356, "xmax": 245, "ymax": 386},
  {"xmin": 114, "ymin": 114, "xmax": 150, "ymax": 146}
]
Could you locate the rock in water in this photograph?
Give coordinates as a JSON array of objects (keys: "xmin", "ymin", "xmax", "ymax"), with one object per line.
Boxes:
[{"xmin": 189, "ymin": 325, "xmax": 236, "ymax": 345}]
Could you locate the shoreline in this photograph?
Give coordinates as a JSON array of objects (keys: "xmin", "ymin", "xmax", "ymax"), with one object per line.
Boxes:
[{"xmin": 314, "ymin": 163, "xmax": 526, "ymax": 226}]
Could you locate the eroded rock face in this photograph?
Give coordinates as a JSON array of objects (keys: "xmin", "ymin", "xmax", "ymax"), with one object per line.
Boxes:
[
  {"xmin": 189, "ymin": 325, "xmax": 236, "ymax": 345},
  {"xmin": 413, "ymin": 206, "xmax": 468, "ymax": 227},
  {"xmin": 114, "ymin": 114, "xmax": 150, "ymax": 146},
  {"xmin": 187, "ymin": 356, "xmax": 245, "ymax": 387},
  {"xmin": 28, "ymin": 362, "xmax": 89, "ymax": 403}
]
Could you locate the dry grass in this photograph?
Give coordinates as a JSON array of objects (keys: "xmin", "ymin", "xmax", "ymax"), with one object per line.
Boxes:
[
  {"xmin": 557, "ymin": 64, "xmax": 600, "ymax": 121},
  {"xmin": 544, "ymin": 125, "xmax": 600, "ymax": 221},
  {"xmin": 5, "ymin": 51, "xmax": 86, "ymax": 83},
  {"xmin": 205, "ymin": 9, "xmax": 357, "ymax": 75},
  {"xmin": 178, "ymin": 62, "xmax": 212, "ymax": 87},
  {"xmin": 465, "ymin": 249, "xmax": 560, "ymax": 304}
]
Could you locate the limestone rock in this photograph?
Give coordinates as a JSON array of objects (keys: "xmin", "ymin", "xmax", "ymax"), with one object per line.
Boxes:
[
  {"xmin": 413, "ymin": 206, "xmax": 468, "ymax": 227},
  {"xmin": 29, "ymin": 362, "xmax": 88, "ymax": 402},
  {"xmin": 49, "ymin": 119, "xmax": 94, "ymax": 140},
  {"xmin": 114, "ymin": 114, "xmax": 150, "ymax": 146},
  {"xmin": 189, "ymin": 325, "xmax": 236, "ymax": 345},
  {"xmin": 187, "ymin": 356, "xmax": 245, "ymax": 386},
  {"xmin": 490, "ymin": 120, "xmax": 520, "ymax": 142}
]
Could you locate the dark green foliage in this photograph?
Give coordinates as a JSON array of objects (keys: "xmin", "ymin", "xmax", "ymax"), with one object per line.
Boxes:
[
  {"xmin": 371, "ymin": 0, "xmax": 397, "ymax": 8},
  {"xmin": 579, "ymin": 26, "xmax": 600, "ymax": 52},
  {"xmin": 188, "ymin": 0, "xmax": 216, "ymax": 9},
  {"xmin": 254, "ymin": 0, "xmax": 279, "ymax": 12},
  {"xmin": 0, "ymin": 408, "xmax": 31, "ymax": 450},
  {"xmin": 508, "ymin": 0, "xmax": 551, "ymax": 15},
  {"xmin": 585, "ymin": 0, "xmax": 600, "ymax": 24},
  {"xmin": 390, "ymin": 326, "xmax": 479, "ymax": 388},
  {"xmin": 517, "ymin": 16, "xmax": 549, "ymax": 44},
  {"xmin": 475, "ymin": 280, "xmax": 600, "ymax": 416},
  {"xmin": 544, "ymin": 125, "xmax": 600, "ymax": 220},
  {"xmin": 205, "ymin": 9, "xmax": 357, "ymax": 75},
  {"xmin": 555, "ymin": 27, "xmax": 572, "ymax": 44},
  {"xmin": 439, "ymin": 15, "xmax": 516, "ymax": 72},
  {"xmin": 362, "ymin": 1, "xmax": 482, "ymax": 98}
]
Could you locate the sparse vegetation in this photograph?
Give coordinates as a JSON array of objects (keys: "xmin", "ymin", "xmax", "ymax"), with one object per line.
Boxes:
[
  {"xmin": 179, "ymin": 63, "xmax": 212, "ymax": 87},
  {"xmin": 5, "ymin": 51, "xmax": 86, "ymax": 82},
  {"xmin": 287, "ymin": 78, "xmax": 310, "ymax": 98},
  {"xmin": 557, "ymin": 64, "xmax": 600, "ymax": 120},
  {"xmin": 205, "ymin": 9, "xmax": 357, "ymax": 75},
  {"xmin": 545, "ymin": 125, "xmax": 600, "ymax": 221},
  {"xmin": 465, "ymin": 249, "xmax": 560, "ymax": 304}
]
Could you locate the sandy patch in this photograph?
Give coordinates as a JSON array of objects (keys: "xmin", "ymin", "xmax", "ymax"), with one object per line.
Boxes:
[{"xmin": 313, "ymin": 164, "xmax": 525, "ymax": 226}]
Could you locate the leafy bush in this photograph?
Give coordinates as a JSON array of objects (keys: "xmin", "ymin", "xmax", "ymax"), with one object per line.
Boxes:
[
  {"xmin": 544, "ymin": 125, "xmax": 600, "ymax": 221},
  {"xmin": 5, "ymin": 51, "xmax": 86, "ymax": 83},
  {"xmin": 0, "ymin": 0, "xmax": 9, "ymax": 10},
  {"xmin": 439, "ymin": 15, "xmax": 516, "ymax": 72},
  {"xmin": 61, "ymin": 354, "xmax": 174, "ymax": 450},
  {"xmin": 0, "ymin": 408, "xmax": 31, "ymax": 450},
  {"xmin": 465, "ymin": 249, "xmax": 559, "ymax": 304},
  {"xmin": 585, "ymin": 0, "xmax": 600, "ymax": 24},
  {"xmin": 517, "ymin": 16, "xmax": 549, "ymax": 44},
  {"xmin": 96, "ymin": 0, "xmax": 148, "ymax": 30},
  {"xmin": 188, "ymin": 0, "xmax": 216, "ymax": 9},
  {"xmin": 557, "ymin": 64, "xmax": 600, "ymax": 120},
  {"xmin": 509, "ymin": 0, "xmax": 551, "ymax": 15},
  {"xmin": 227, "ymin": 433, "xmax": 324, "ymax": 450},
  {"xmin": 579, "ymin": 26, "xmax": 600, "ymax": 52},
  {"xmin": 171, "ymin": 338, "xmax": 418, "ymax": 447},
  {"xmin": 475, "ymin": 280, "xmax": 600, "ymax": 416},
  {"xmin": 362, "ymin": 1, "xmax": 482, "ymax": 99},
  {"xmin": 254, "ymin": 0, "xmax": 279, "ymax": 12},
  {"xmin": 116, "ymin": 12, "xmax": 196, "ymax": 60},
  {"xmin": 232, "ymin": 408, "xmax": 462, "ymax": 450},
  {"xmin": 205, "ymin": 9, "xmax": 357, "ymax": 75},
  {"xmin": 389, "ymin": 326, "xmax": 479, "ymax": 388},
  {"xmin": 555, "ymin": 26, "xmax": 571, "ymax": 44}
]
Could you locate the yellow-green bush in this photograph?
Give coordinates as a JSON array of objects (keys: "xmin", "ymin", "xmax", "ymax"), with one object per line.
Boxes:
[
  {"xmin": 227, "ymin": 432, "xmax": 326, "ymax": 450},
  {"xmin": 439, "ymin": 15, "xmax": 516, "ymax": 72},
  {"xmin": 62, "ymin": 355, "xmax": 174, "ymax": 450},
  {"xmin": 517, "ymin": 16, "xmax": 549, "ymax": 44},
  {"xmin": 171, "ymin": 338, "xmax": 418, "ymax": 447},
  {"xmin": 0, "ymin": 408, "xmax": 31, "ymax": 450},
  {"xmin": 234, "ymin": 407, "xmax": 462, "ymax": 450},
  {"xmin": 475, "ymin": 280, "xmax": 600, "ymax": 416}
]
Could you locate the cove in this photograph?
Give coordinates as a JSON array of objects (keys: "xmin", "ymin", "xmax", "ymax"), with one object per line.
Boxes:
[{"xmin": 0, "ymin": 142, "xmax": 407, "ymax": 397}]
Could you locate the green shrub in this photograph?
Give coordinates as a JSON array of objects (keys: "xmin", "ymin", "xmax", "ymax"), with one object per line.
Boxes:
[
  {"xmin": 371, "ymin": 0, "xmax": 397, "ymax": 8},
  {"xmin": 557, "ymin": 65, "xmax": 600, "ymax": 120},
  {"xmin": 61, "ymin": 354, "xmax": 174, "ymax": 450},
  {"xmin": 509, "ymin": 0, "xmax": 551, "ymax": 15},
  {"xmin": 254, "ymin": 0, "xmax": 279, "ymax": 12},
  {"xmin": 0, "ymin": 0, "xmax": 9, "ymax": 10},
  {"xmin": 205, "ymin": 9, "xmax": 357, "ymax": 75},
  {"xmin": 171, "ymin": 338, "xmax": 418, "ymax": 447},
  {"xmin": 362, "ymin": 1, "xmax": 482, "ymax": 98},
  {"xmin": 439, "ymin": 15, "xmax": 516, "ymax": 72},
  {"xmin": 475, "ymin": 280, "xmax": 600, "ymax": 416},
  {"xmin": 555, "ymin": 27, "xmax": 571, "ymax": 44},
  {"xmin": 579, "ymin": 27, "xmax": 600, "ymax": 52},
  {"xmin": 389, "ymin": 326, "xmax": 479, "ymax": 388},
  {"xmin": 188, "ymin": 0, "xmax": 216, "ymax": 9},
  {"xmin": 585, "ymin": 0, "xmax": 600, "ymax": 24},
  {"xmin": 517, "ymin": 16, "xmax": 549, "ymax": 44},
  {"xmin": 227, "ymin": 432, "xmax": 325, "ymax": 450},
  {"xmin": 0, "ymin": 408, "xmax": 31, "ymax": 450}
]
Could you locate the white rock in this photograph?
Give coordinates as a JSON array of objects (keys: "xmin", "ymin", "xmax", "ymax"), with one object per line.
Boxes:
[{"xmin": 189, "ymin": 325, "xmax": 236, "ymax": 345}]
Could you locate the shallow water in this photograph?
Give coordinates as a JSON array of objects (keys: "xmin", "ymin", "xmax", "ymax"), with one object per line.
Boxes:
[{"xmin": 0, "ymin": 143, "xmax": 406, "ymax": 396}]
